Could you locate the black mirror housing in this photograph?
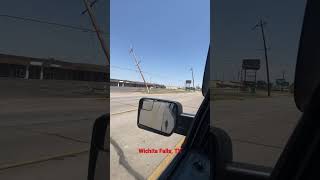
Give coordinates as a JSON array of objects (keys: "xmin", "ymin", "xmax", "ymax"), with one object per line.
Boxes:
[{"xmin": 88, "ymin": 114, "xmax": 109, "ymax": 180}]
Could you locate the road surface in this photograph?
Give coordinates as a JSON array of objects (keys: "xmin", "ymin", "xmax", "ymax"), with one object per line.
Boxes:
[
  {"xmin": 0, "ymin": 86, "xmax": 203, "ymax": 180},
  {"xmin": 110, "ymin": 91, "xmax": 203, "ymax": 180},
  {"xmin": 0, "ymin": 97, "xmax": 106, "ymax": 180},
  {"xmin": 212, "ymin": 95, "xmax": 301, "ymax": 167},
  {"xmin": 0, "ymin": 84, "xmax": 300, "ymax": 179}
]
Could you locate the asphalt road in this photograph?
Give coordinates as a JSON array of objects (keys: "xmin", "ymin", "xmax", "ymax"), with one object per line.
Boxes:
[
  {"xmin": 0, "ymin": 84, "xmax": 300, "ymax": 180},
  {"xmin": 0, "ymin": 86, "xmax": 203, "ymax": 180},
  {"xmin": 110, "ymin": 91, "xmax": 300, "ymax": 179},
  {"xmin": 0, "ymin": 97, "xmax": 107, "ymax": 180},
  {"xmin": 110, "ymin": 91, "xmax": 203, "ymax": 180}
]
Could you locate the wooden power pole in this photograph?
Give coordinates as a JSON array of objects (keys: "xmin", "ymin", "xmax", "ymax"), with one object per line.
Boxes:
[
  {"xmin": 253, "ymin": 19, "xmax": 271, "ymax": 96},
  {"xmin": 129, "ymin": 47, "xmax": 150, "ymax": 93},
  {"xmin": 82, "ymin": 0, "xmax": 110, "ymax": 65},
  {"xmin": 82, "ymin": 0, "xmax": 109, "ymax": 97}
]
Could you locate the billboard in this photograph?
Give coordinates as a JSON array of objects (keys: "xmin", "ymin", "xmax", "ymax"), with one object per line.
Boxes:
[{"xmin": 242, "ymin": 59, "xmax": 260, "ymax": 70}]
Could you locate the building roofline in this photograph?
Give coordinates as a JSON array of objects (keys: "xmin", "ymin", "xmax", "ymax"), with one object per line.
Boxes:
[{"xmin": 0, "ymin": 53, "xmax": 107, "ymax": 73}]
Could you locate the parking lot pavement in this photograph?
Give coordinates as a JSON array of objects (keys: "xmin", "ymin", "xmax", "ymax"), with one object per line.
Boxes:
[
  {"xmin": 212, "ymin": 95, "xmax": 301, "ymax": 167},
  {"xmin": 0, "ymin": 86, "xmax": 299, "ymax": 179}
]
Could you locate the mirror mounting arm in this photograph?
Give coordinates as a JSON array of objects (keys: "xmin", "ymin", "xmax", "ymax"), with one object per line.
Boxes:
[{"xmin": 175, "ymin": 113, "xmax": 195, "ymax": 136}]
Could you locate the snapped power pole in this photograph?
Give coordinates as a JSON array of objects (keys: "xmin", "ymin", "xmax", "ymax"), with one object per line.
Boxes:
[
  {"xmin": 253, "ymin": 19, "xmax": 271, "ymax": 96},
  {"xmin": 129, "ymin": 47, "xmax": 150, "ymax": 93},
  {"xmin": 82, "ymin": 0, "xmax": 110, "ymax": 65}
]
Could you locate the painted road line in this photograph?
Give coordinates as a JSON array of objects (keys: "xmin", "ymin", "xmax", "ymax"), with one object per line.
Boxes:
[
  {"xmin": 111, "ymin": 109, "xmax": 137, "ymax": 116},
  {"xmin": 147, "ymin": 137, "xmax": 185, "ymax": 180},
  {"xmin": 0, "ymin": 149, "xmax": 89, "ymax": 171},
  {"xmin": 0, "ymin": 108, "xmax": 137, "ymax": 171}
]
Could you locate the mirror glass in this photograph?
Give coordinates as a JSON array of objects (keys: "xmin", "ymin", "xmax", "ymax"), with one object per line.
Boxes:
[{"xmin": 138, "ymin": 99, "xmax": 179, "ymax": 135}]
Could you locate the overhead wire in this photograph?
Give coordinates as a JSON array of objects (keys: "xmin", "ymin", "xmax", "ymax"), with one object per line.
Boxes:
[
  {"xmin": 0, "ymin": 11, "xmax": 106, "ymax": 64},
  {"xmin": 0, "ymin": 14, "xmax": 108, "ymax": 35},
  {"xmin": 0, "ymin": 13, "xmax": 188, "ymax": 86},
  {"xmin": 110, "ymin": 65, "xmax": 190, "ymax": 86}
]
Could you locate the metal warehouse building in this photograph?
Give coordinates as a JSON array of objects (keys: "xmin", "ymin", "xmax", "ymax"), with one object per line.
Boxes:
[
  {"xmin": 110, "ymin": 79, "xmax": 165, "ymax": 88},
  {"xmin": 0, "ymin": 54, "xmax": 107, "ymax": 82}
]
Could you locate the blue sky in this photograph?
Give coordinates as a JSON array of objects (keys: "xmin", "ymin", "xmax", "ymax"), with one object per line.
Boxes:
[{"xmin": 111, "ymin": 0, "xmax": 209, "ymax": 87}]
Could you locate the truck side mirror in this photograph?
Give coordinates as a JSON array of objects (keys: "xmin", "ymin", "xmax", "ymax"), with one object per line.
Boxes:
[{"xmin": 137, "ymin": 98, "xmax": 183, "ymax": 136}]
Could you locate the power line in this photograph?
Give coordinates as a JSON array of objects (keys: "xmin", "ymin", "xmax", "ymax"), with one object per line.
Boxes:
[
  {"xmin": 82, "ymin": 0, "xmax": 109, "ymax": 65},
  {"xmin": 111, "ymin": 65, "xmax": 190, "ymax": 87},
  {"xmin": 111, "ymin": 65, "xmax": 138, "ymax": 72},
  {"xmin": 111, "ymin": 65, "xmax": 187, "ymax": 82},
  {"xmin": 81, "ymin": 0, "xmax": 99, "ymax": 14},
  {"xmin": 0, "ymin": 14, "xmax": 107, "ymax": 34}
]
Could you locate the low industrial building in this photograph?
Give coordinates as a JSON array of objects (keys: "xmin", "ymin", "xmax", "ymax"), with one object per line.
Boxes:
[
  {"xmin": 110, "ymin": 78, "xmax": 165, "ymax": 88},
  {"xmin": 0, "ymin": 54, "xmax": 107, "ymax": 82}
]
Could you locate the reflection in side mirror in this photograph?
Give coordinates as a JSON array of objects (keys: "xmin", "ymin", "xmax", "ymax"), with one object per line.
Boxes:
[{"xmin": 137, "ymin": 98, "xmax": 182, "ymax": 136}]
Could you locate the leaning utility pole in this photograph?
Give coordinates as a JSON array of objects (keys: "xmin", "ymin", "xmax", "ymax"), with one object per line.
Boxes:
[
  {"xmin": 129, "ymin": 47, "xmax": 150, "ymax": 93},
  {"xmin": 190, "ymin": 68, "xmax": 195, "ymax": 91},
  {"xmin": 82, "ymin": 0, "xmax": 110, "ymax": 65},
  {"xmin": 253, "ymin": 19, "xmax": 271, "ymax": 96}
]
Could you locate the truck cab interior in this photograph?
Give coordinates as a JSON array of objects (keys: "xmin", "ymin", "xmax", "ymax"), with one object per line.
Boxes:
[
  {"xmin": 87, "ymin": 0, "xmax": 320, "ymax": 179},
  {"xmin": 210, "ymin": 0, "xmax": 320, "ymax": 180}
]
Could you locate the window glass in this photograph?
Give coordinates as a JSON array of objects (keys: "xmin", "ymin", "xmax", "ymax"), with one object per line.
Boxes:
[
  {"xmin": 211, "ymin": 0, "xmax": 306, "ymax": 167},
  {"xmin": 0, "ymin": 0, "xmax": 107, "ymax": 179},
  {"xmin": 110, "ymin": 0, "xmax": 208, "ymax": 178}
]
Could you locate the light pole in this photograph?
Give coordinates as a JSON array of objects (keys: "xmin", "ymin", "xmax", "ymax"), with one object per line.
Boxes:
[{"xmin": 190, "ymin": 68, "xmax": 195, "ymax": 91}]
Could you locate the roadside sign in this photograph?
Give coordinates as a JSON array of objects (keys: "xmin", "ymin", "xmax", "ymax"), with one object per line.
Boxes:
[{"xmin": 242, "ymin": 59, "xmax": 260, "ymax": 70}]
